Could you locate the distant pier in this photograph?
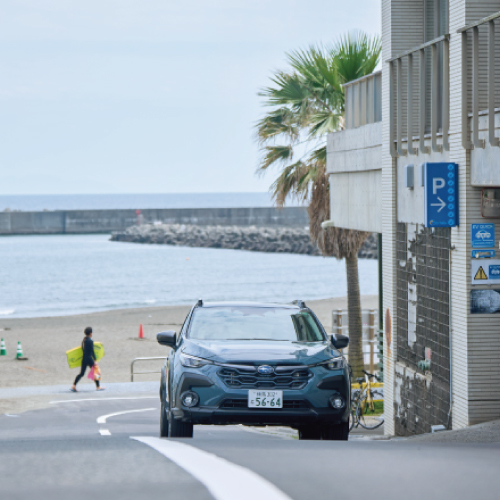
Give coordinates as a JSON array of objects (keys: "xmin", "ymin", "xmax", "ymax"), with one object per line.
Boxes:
[{"xmin": 0, "ymin": 207, "xmax": 309, "ymax": 235}]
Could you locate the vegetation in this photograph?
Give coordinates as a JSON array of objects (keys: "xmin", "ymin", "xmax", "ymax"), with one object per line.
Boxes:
[{"xmin": 255, "ymin": 32, "xmax": 381, "ymax": 377}]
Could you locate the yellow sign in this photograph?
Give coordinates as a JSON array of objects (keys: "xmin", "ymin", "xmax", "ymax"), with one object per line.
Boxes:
[
  {"xmin": 66, "ymin": 342, "xmax": 105, "ymax": 369},
  {"xmin": 474, "ymin": 266, "xmax": 488, "ymax": 280}
]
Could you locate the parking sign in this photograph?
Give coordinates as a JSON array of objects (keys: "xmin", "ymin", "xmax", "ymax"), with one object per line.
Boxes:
[{"xmin": 424, "ymin": 163, "xmax": 459, "ymax": 228}]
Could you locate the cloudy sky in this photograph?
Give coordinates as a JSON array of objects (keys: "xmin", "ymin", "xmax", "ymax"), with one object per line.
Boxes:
[{"xmin": 0, "ymin": 1, "xmax": 380, "ymax": 195}]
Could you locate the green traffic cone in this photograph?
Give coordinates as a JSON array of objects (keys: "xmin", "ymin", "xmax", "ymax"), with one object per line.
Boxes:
[
  {"xmin": 16, "ymin": 341, "xmax": 23, "ymax": 359},
  {"xmin": 0, "ymin": 338, "xmax": 6, "ymax": 356}
]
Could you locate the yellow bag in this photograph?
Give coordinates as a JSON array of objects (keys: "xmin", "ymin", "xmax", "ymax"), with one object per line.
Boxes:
[{"xmin": 66, "ymin": 342, "xmax": 105, "ymax": 369}]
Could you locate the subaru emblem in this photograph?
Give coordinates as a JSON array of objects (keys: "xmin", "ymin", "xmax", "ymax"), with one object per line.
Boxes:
[{"xmin": 258, "ymin": 365, "xmax": 274, "ymax": 375}]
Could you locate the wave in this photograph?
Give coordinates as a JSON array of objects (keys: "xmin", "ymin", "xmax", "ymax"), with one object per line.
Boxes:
[{"xmin": 0, "ymin": 309, "xmax": 15, "ymax": 316}]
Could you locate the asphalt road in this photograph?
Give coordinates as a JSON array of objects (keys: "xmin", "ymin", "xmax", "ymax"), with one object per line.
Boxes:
[{"xmin": 1, "ymin": 393, "xmax": 499, "ymax": 500}]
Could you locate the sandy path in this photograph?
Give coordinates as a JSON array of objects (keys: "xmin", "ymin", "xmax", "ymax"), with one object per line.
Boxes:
[{"xmin": 0, "ymin": 296, "xmax": 378, "ymax": 390}]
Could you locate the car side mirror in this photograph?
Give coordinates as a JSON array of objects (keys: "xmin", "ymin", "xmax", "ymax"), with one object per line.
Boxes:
[
  {"xmin": 157, "ymin": 331, "xmax": 177, "ymax": 347},
  {"xmin": 330, "ymin": 333, "xmax": 349, "ymax": 350}
]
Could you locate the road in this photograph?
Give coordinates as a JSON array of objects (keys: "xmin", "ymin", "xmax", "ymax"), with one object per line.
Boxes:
[{"xmin": 1, "ymin": 390, "xmax": 499, "ymax": 500}]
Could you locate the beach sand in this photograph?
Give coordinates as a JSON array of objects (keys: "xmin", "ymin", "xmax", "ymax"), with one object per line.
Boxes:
[{"xmin": 0, "ymin": 295, "xmax": 378, "ymax": 390}]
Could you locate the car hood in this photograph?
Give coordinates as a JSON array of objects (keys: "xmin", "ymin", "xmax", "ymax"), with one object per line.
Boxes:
[{"xmin": 181, "ymin": 339, "xmax": 341, "ymax": 365}]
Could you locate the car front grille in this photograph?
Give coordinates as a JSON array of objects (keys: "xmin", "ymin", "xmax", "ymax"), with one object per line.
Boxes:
[
  {"xmin": 218, "ymin": 365, "xmax": 311, "ymax": 390},
  {"xmin": 220, "ymin": 399, "xmax": 309, "ymax": 410}
]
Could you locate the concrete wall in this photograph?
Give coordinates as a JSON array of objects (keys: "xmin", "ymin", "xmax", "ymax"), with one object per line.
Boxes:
[
  {"xmin": 0, "ymin": 207, "xmax": 309, "ymax": 235},
  {"xmin": 327, "ymin": 122, "xmax": 382, "ymax": 233}
]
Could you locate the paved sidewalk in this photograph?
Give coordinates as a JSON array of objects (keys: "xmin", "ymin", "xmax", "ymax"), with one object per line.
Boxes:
[{"xmin": 406, "ymin": 419, "xmax": 500, "ymax": 443}]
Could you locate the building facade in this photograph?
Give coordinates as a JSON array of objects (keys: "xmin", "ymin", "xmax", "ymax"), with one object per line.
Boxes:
[{"xmin": 327, "ymin": 0, "xmax": 500, "ymax": 435}]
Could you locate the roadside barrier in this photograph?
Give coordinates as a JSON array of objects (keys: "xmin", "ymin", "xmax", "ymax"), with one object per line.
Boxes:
[
  {"xmin": 139, "ymin": 324, "xmax": 144, "ymax": 339},
  {"xmin": 131, "ymin": 356, "xmax": 166, "ymax": 382},
  {"xmin": 0, "ymin": 338, "xmax": 6, "ymax": 356},
  {"xmin": 16, "ymin": 341, "xmax": 23, "ymax": 359}
]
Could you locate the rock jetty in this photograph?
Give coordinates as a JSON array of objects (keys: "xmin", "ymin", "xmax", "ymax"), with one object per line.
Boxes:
[{"xmin": 110, "ymin": 224, "xmax": 378, "ymax": 259}]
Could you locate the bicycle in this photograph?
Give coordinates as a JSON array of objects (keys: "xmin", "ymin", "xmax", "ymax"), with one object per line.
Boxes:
[{"xmin": 349, "ymin": 369, "xmax": 384, "ymax": 431}]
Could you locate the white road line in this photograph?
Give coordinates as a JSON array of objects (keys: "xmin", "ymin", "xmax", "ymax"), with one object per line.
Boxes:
[
  {"xmin": 96, "ymin": 408, "xmax": 156, "ymax": 424},
  {"xmin": 132, "ymin": 436, "xmax": 293, "ymax": 500},
  {"xmin": 99, "ymin": 429, "xmax": 111, "ymax": 436},
  {"xmin": 50, "ymin": 396, "xmax": 157, "ymax": 404}
]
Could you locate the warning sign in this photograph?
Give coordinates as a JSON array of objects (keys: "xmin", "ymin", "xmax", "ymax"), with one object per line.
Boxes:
[
  {"xmin": 471, "ymin": 259, "xmax": 500, "ymax": 284},
  {"xmin": 474, "ymin": 266, "xmax": 488, "ymax": 280}
]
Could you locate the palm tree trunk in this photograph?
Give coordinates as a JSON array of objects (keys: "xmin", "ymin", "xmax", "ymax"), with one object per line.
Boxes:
[{"xmin": 345, "ymin": 253, "xmax": 364, "ymax": 378}]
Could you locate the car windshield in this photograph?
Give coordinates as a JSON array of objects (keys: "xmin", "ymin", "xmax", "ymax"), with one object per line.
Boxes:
[{"xmin": 188, "ymin": 307, "xmax": 325, "ymax": 342}]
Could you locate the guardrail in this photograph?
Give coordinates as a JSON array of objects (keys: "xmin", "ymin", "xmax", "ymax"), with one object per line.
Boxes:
[
  {"xmin": 387, "ymin": 34, "xmax": 450, "ymax": 157},
  {"xmin": 130, "ymin": 356, "xmax": 166, "ymax": 382},
  {"xmin": 458, "ymin": 11, "xmax": 500, "ymax": 149}
]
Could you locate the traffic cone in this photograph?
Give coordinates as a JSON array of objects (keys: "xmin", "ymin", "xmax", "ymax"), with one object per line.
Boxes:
[
  {"xmin": 16, "ymin": 341, "xmax": 23, "ymax": 359},
  {"xmin": 0, "ymin": 338, "xmax": 6, "ymax": 356},
  {"xmin": 139, "ymin": 324, "xmax": 144, "ymax": 339}
]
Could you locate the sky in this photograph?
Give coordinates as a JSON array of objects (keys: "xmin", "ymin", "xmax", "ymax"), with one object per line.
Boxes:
[{"xmin": 0, "ymin": 0, "xmax": 381, "ymax": 195}]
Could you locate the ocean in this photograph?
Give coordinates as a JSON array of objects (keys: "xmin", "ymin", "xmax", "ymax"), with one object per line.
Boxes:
[
  {"xmin": 0, "ymin": 234, "xmax": 378, "ymax": 319},
  {"xmin": 0, "ymin": 193, "xmax": 301, "ymax": 212}
]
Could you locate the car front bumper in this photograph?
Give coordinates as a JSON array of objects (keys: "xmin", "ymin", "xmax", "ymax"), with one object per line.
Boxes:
[{"xmin": 173, "ymin": 404, "xmax": 349, "ymax": 426}]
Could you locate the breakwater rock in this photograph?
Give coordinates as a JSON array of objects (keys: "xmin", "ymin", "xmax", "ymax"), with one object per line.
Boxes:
[{"xmin": 111, "ymin": 224, "xmax": 378, "ymax": 259}]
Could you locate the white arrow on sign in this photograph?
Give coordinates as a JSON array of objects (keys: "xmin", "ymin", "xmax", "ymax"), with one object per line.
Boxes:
[{"xmin": 431, "ymin": 197, "xmax": 446, "ymax": 212}]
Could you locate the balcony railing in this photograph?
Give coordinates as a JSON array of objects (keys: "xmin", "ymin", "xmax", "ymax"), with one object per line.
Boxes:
[
  {"xmin": 458, "ymin": 11, "xmax": 500, "ymax": 150},
  {"xmin": 343, "ymin": 71, "xmax": 381, "ymax": 129},
  {"xmin": 388, "ymin": 35, "xmax": 450, "ymax": 158}
]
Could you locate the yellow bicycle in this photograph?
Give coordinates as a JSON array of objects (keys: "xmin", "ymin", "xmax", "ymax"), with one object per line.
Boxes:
[{"xmin": 349, "ymin": 370, "xmax": 384, "ymax": 430}]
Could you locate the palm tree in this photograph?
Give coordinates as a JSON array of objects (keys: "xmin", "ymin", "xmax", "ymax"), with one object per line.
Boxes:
[{"xmin": 256, "ymin": 32, "xmax": 381, "ymax": 378}]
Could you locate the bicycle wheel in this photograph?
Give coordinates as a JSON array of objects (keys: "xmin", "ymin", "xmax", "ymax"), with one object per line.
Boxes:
[
  {"xmin": 356, "ymin": 391, "xmax": 384, "ymax": 430},
  {"xmin": 349, "ymin": 403, "xmax": 356, "ymax": 431}
]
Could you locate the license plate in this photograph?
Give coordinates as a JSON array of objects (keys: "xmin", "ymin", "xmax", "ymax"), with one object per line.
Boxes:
[{"xmin": 248, "ymin": 390, "xmax": 283, "ymax": 408}]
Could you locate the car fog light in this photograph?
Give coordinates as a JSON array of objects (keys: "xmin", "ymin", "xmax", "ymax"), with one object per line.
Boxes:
[
  {"xmin": 181, "ymin": 391, "xmax": 199, "ymax": 408},
  {"xmin": 330, "ymin": 396, "xmax": 344, "ymax": 409}
]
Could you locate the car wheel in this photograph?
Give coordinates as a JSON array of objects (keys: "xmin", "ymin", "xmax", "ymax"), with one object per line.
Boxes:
[
  {"xmin": 321, "ymin": 422, "xmax": 349, "ymax": 441},
  {"xmin": 160, "ymin": 400, "xmax": 169, "ymax": 438},
  {"xmin": 298, "ymin": 425, "xmax": 322, "ymax": 440},
  {"xmin": 168, "ymin": 411, "xmax": 193, "ymax": 438}
]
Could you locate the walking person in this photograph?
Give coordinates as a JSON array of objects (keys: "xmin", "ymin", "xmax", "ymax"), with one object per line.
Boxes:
[{"xmin": 71, "ymin": 327, "xmax": 104, "ymax": 392}]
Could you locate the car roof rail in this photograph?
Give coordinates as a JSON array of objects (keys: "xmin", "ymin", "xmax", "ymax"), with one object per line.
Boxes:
[
  {"xmin": 196, "ymin": 299, "xmax": 203, "ymax": 307},
  {"xmin": 290, "ymin": 299, "xmax": 306, "ymax": 308}
]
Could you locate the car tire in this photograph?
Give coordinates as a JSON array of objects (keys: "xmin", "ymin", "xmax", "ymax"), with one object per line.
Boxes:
[
  {"xmin": 321, "ymin": 422, "xmax": 349, "ymax": 441},
  {"xmin": 168, "ymin": 411, "xmax": 193, "ymax": 438},
  {"xmin": 298, "ymin": 425, "xmax": 322, "ymax": 440},
  {"xmin": 160, "ymin": 400, "xmax": 169, "ymax": 438}
]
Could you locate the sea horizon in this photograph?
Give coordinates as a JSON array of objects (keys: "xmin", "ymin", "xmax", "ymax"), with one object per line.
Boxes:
[{"xmin": 0, "ymin": 192, "xmax": 303, "ymax": 212}]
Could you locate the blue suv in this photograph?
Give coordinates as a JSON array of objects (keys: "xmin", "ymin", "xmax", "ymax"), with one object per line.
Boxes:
[{"xmin": 157, "ymin": 300, "xmax": 350, "ymax": 440}]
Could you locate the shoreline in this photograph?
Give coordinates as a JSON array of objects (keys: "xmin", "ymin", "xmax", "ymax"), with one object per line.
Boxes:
[{"xmin": 0, "ymin": 296, "xmax": 378, "ymax": 391}]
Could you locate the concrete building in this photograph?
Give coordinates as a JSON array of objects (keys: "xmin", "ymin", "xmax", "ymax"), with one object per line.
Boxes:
[{"xmin": 327, "ymin": 0, "xmax": 500, "ymax": 435}]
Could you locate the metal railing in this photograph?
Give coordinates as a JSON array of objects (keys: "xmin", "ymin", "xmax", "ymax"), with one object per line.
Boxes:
[
  {"xmin": 343, "ymin": 71, "xmax": 382, "ymax": 129},
  {"xmin": 130, "ymin": 356, "xmax": 166, "ymax": 382},
  {"xmin": 388, "ymin": 35, "xmax": 450, "ymax": 157},
  {"xmin": 458, "ymin": 11, "xmax": 500, "ymax": 150}
]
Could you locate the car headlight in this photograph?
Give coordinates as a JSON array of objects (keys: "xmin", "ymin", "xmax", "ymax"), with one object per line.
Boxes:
[
  {"xmin": 179, "ymin": 352, "xmax": 213, "ymax": 368},
  {"xmin": 315, "ymin": 357, "xmax": 345, "ymax": 370}
]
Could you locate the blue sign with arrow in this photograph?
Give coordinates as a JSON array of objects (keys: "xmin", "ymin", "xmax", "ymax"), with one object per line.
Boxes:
[{"xmin": 424, "ymin": 162, "xmax": 459, "ymax": 228}]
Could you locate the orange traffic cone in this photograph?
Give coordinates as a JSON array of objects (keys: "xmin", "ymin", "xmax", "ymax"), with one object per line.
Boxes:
[{"xmin": 139, "ymin": 324, "xmax": 144, "ymax": 339}]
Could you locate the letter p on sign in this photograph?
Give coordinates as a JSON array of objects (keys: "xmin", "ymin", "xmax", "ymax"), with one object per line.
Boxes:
[{"xmin": 433, "ymin": 177, "xmax": 445, "ymax": 194}]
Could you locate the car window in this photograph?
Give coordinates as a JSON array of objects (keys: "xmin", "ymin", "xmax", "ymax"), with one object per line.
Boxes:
[
  {"xmin": 177, "ymin": 309, "xmax": 193, "ymax": 346},
  {"xmin": 188, "ymin": 307, "xmax": 324, "ymax": 342}
]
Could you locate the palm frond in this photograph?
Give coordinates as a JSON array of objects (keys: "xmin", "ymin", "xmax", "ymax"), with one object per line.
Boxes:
[
  {"xmin": 257, "ymin": 145, "xmax": 293, "ymax": 172},
  {"xmin": 255, "ymin": 108, "xmax": 300, "ymax": 144},
  {"xmin": 332, "ymin": 32, "xmax": 382, "ymax": 84},
  {"xmin": 270, "ymin": 161, "xmax": 310, "ymax": 207}
]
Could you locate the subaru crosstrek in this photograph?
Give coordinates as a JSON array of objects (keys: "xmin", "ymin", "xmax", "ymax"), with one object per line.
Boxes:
[{"xmin": 157, "ymin": 300, "xmax": 351, "ymax": 440}]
